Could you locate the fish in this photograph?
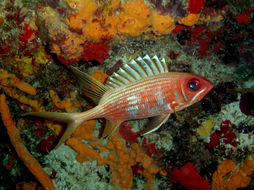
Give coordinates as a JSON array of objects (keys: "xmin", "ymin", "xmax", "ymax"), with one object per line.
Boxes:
[{"xmin": 23, "ymin": 55, "xmax": 214, "ymax": 149}]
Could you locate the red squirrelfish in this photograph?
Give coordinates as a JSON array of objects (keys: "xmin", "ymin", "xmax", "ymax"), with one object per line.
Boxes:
[{"xmin": 23, "ymin": 55, "xmax": 214, "ymax": 149}]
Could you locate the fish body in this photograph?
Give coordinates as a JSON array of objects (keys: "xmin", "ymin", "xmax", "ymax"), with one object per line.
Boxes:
[
  {"xmin": 23, "ymin": 55, "xmax": 214, "ymax": 149},
  {"xmin": 98, "ymin": 72, "xmax": 212, "ymax": 122}
]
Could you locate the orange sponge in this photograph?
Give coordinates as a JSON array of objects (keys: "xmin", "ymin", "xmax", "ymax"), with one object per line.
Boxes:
[
  {"xmin": 212, "ymin": 155, "xmax": 254, "ymax": 190},
  {"xmin": 66, "ymin": 120, "xmax": 161, "ymax": 189}
]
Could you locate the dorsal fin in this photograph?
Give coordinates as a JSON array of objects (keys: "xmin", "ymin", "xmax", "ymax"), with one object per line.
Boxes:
[
  {"xmin": 68, "ymin": 66, "xmax": 109, "ymax": 104},
  {"xmin": 105, "ymin": 55, "xmax": 169, "ymax": 89}
]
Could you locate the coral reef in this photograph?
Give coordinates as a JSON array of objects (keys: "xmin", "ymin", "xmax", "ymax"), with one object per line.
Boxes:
[
  {"xmin": 0, "ymin": 0, "xmax": 254, "ymax": 189},
  {"xmin": 66, "ymin": 123, "xmax": 164, "ymax": 189},
  {"xmin": 0, "ymin": 1, "xmax": 39, "ymax": 57},
  {"xmin": 35, "ymin": 0, "xmax": 206, "ymax": 63}
]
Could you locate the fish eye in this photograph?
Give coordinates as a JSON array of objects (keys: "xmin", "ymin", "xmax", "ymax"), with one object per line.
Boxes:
[{"xmin": 188, "ymin": 78, "xmax": 201, "ymax": 91}]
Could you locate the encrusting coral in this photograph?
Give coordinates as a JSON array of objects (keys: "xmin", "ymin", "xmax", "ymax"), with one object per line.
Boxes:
[
  {"xmin": 65, "ymin": 0, "xmax": 176, "ymax": 39},
  {"xmin": 37, "ymin": 0, "xmax": 203, "ymax": 64},
  {"xmin": 49, "ymin": 90, "xmax": 83, "ymax": 113},
  {"xmin": 12, "ymin": 46, "xmax": 52, "ymax": 77},
  {"xmin": 66, "ymin": 123, "xmax": 164, "ymax": 190},
  {"xmin": 0, "ymin": 67, "xmax": 66, "ymax": 135},
  {"xmin": 37, "ymin": 6, "xmax": 85, "ymax": 64},
  {"xmin": 0, "ymin": 94, "xmax": 56, "ymax": 190},
  {"xmin": 0, "ymin": 68, "xmax": 42, "ymax": 110},
  {"xmin": 178, "ymin": 14, "xmax": 200, "ymax": 26},
  {"xmin": 212, "ymin": 155, "xmax": 254, "ymax": 190},
  {"xmin": 196, "ymin": 119, "xmax": 214, "ymax": 139}
]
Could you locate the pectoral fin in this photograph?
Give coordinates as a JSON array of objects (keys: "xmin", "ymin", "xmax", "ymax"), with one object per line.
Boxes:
[
  {"xmin": 140, "ymin": 113, "xmax": 171, "ymax": 135},
  {"xmin": 102, "ymin": 120, "xmax": 121, "ymax": 138},
  {"xmin": 173, "ymin": 107, "xmax": 183, "ymax": 122}
]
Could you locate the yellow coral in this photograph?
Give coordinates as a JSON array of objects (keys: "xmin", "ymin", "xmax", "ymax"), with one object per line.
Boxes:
[
  {"xmin": 150, "ymin": 11, "xmax": 175, "ymax": 34},
  {"xmin": 178, "ymin": 14, "xmax": 200, "ymax": 26},
  {"xmin": 66, "ymin": 0, "xmax": 98, "ymax": 31},
  {"xmin": 0, "ymin": 68, "xmax": 63, "ymax": 135},
  {"xmin": 12, "ymin": 46, "xmax": 51, "ymax": 77},
  {"xmin": 34, "ymin": 46, "xmax": 52, "ymax": 65},
  {"xmin": 36, "ymin": 0, "xmax": 205, "ymax": 62},
  {"xmin": 14, "ymin": 57, "xmax": 34, "ymax": 77},
  {"xmin": 117, "ymin": 0, "xmax": 151, "ymax": 36},
  {"xmin": 66, "ymin": 0, "xmax": 177, "ymax": 41},
  {"xmin": 197, "ymin": 119, "xmax": 214, "ymax": 138},
  {"xmin": 39, "ymin": 0, "xmax": 205, "ymax": 61}
]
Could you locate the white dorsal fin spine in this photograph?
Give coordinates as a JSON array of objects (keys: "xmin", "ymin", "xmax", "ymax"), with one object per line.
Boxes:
[
  {"xmin": 106, "ymin": 81, "xmax": 119, "ymax": 88},
  {"xmin": 161, "ymin": 58, "xmax": 168, "ymax": 72},
  {"xmin": 136, "ymin": 56, "xmax": 153, "ymax": 76},
  {"xmin": 113, "ymin": 72, "xmax": 130, "ymax": 84},
  {"xmin": 134, "ymin": 57, "xmax": 149, "ymax": 77},
  {"xmin": 152, "ymin": 55, "xmax": 164, "ymax": 73},
  {"xmin": 120, "ymin": 68, "xmax": 136, "ymax": 82},
  {"xmin": 105, "ymin": 55, "xmax": 168, "ymax": 88},
  {"xmin": 106, "ymin": 83, "xmax": 115, "ymax": 89},
  {"xmin": 124, "ymin": 64, "xmax": 142, "ymax": 80},
  {"xmin": 118, "ymin": 68, "xmax": 132, "ymax": 82},
  {"xmin": 128, "ymin": 60, "xmax": 143, "ymax": 80},
  {"xmin": 143, "ymin": 54, "xmax": 159, "ymax": 75},
  {"xmin": 108, "ymin": 76, "xmax": 124, "ymax": 86}
]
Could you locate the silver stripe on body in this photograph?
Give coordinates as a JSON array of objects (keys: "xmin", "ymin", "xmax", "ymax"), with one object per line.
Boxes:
[{"xmin": 174, "ymin": 89, "xmax": 182, "ymax": 104}]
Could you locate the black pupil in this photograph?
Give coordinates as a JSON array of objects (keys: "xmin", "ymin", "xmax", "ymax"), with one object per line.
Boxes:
[{"xmin": 188, "ymin": 79, "xmax": 200, "ymax": 91}]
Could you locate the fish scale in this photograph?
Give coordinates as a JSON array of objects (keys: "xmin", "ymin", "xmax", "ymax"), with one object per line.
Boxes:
[
  {"xmin": 23, "ymin": 55, "xmax": 214, "ymax": 149},
  {"xmin": 100, "ymin": 76, "xmax": 176, "ymax": 122}
]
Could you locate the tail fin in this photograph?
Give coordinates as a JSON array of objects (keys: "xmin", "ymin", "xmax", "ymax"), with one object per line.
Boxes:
[{"xmin": 23, "ymin": 109, "xmax": 96, "ymax": 149}]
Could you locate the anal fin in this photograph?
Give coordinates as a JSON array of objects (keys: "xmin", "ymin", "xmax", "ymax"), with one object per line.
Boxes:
[
  {"xmin": 140, "ymin": 113, "xmax": 171, "ymax": 135},
  {"xmin": 102, "ymin": 120, "xmax": 121, "ymax": 138}
]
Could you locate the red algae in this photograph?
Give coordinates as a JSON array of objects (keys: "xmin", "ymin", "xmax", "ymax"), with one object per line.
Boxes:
[
  {"xmin": 206, "ymin": 120, "xmax": 239, "ymax": 148},
  {"xmin": 119, "ymin": 122, "xmax": 139, "ymax": 145},
  {"xmin": 142, "ymin": 138, "xmax": 162, "ymax": 158},
  {"xmin": 171, "ymin": 162, "xmax": 210, "ymax": 190},
  {"xmin": 82, "ymin": 41, "xmax": 111, "ymax": 63},
  {"xmin": 188, "ymin": 0, "xmax": 204, "ymax": 14}
]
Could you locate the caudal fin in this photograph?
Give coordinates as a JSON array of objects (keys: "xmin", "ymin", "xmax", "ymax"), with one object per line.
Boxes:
[
  {"xmin": 55, "ymin": 119, "xmax": 83, "ymax": 149},
  {"xmin": 23, "ymin": 111, "xmax": 93, "ymax": 149}
]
